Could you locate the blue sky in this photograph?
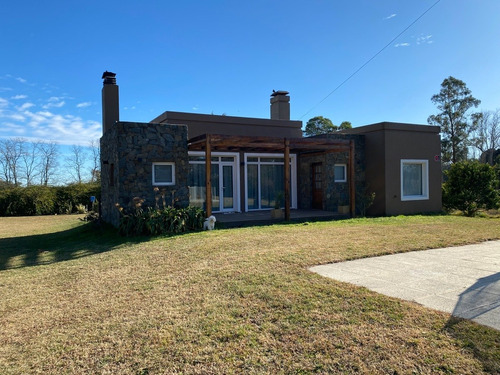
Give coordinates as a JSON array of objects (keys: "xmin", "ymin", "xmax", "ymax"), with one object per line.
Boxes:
[{"xmin": 1, "ymin": 0, "xmax": 499, "ymax": 147}]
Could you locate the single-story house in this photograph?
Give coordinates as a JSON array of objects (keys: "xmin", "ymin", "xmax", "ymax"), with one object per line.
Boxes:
[{"xmin": 100, "ymin": 72, "xmax": 442, "ymax": 227}]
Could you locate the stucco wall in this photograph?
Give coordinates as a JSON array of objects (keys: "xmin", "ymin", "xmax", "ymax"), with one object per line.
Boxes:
[
  {"xmin": 343, "ymin": 122, "xmax": 441, "ymax": 216},
  {"xmin": 100, "ymin": 121, "xmax": 189, "ymax": 227}
]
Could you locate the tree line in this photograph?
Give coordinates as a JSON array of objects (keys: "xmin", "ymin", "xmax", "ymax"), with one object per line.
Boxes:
[{"xmin": 0, "ymin": 138, "xmax": 100, "ymax": 187}]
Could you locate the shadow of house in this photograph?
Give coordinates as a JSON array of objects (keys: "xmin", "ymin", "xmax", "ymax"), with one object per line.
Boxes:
[
  {"xmin": 451, "ymin": 272, "xmax": 500, "ymax": 330},
  {"xmin": 0, "ymin": 223, "xmax": 144, "ymax": 271}
]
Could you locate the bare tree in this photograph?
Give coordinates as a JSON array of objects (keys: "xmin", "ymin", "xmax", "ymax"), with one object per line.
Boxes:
[
  {"xmin": 89, "ymin": 139, "xmax": 100, "ymax": 183},
  {"xmin": 0, "ymin": 138, "xmax": 25, "ymax": 186},
  {"xmin": 474, "ymin": 109, "xmax": 500, "ymax": 165},
  {"xmin": 65, "ymin": 145, "xmax": 87, "ymax": 184},
  {"xmin": 38, "ymin": 140, "xmax": 59, "ymax": 186},
  {"xmin": 21, "ymin": 141, "xmax": 40, "ymax": 186}
]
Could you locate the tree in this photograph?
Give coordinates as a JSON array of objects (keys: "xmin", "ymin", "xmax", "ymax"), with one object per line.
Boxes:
[
  {"xmin": 38, "ymin": 140, "xmax": 59, "ymax": 186},
  {"xmin": 428, "ymin": 76, "xmax": 481, "ymax": 164},
  {"xmin": 304, "ymin": 117, "xmax": 352, "ymax": 136},
  {"xmin": 89, "ymin": 139, "xmax": 100, "ymax": 183},
  {"xmin": 21, "ymin": 141, "xmax": 39, "ymax": 186},
  {"xmin": 442, "ymin": 161, "xmax": 499, "ymax": 216},
  {"xmin": 304, "ymin": 116, "xmax": 336, "ymax": 136},
  {"xmin": 339, "ymin": 121, "xmax": 352, "ymax": 130},
  {"xmin": 65, "ymin": 145, "xmax": 87, "ymax": 184},
  {"xmin": 474, "ymin": 109, "xmax": 500, "ymax": 165},
  {"xmin": 0, "ymin": 138, "xmax": 25, "ymax": 186}
]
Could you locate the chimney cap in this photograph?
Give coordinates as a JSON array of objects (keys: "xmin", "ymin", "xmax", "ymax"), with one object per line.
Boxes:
[
  {"xmin": 102, "ymin": 71, "xmax": 116, "ymax": 79},
  {"xmin": 271, "ymin": 90, "xmax": 289, "ymax": 97}
]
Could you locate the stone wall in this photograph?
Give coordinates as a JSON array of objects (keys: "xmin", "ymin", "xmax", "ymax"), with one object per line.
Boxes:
[
  {"xmin": 100, "ymin": 121, "xmax": 189, "ymax": 227},
  {"xmin": 298, "ymin": 134, "xmax": 366, "ymax": 214}
]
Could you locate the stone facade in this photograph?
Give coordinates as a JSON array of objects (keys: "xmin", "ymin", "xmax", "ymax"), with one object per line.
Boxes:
[
  {"xmin": 100, "ymin": 121, "xmax": 189, "ymax": 227},
  {"xmin": 298, "ymin": 134, "xmax": 366, "ymax": 214}
]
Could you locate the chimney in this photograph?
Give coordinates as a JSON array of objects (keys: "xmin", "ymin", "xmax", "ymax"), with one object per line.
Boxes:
[
  {"xmin": 101, "ymin": 71, "xmax": 119, "ymax": 134},
  {"xmin": 270, "ymin": 90, "xmax": 290, "ymax": 120}
]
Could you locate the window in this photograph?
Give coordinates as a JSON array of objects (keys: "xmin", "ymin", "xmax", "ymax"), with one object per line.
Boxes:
[
  {"xmin": 401, "ymin": 160, "xmax": 429, "ymax": 201},
  {"xmin": 244, "ymin": 153, "xmax": 297, "ymax": 211},
  {"xmin": 334, "ymin": 164, "xmax": 346, "ymax": 182},
  {"xmin": 152, "ymin": 162, "xmax": 175, "ymax": 186}
]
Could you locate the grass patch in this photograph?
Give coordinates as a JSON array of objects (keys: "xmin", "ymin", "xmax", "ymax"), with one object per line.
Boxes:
[{"xmin": 0, "ymin": 214, "xmax": 499, "ymax": 374}]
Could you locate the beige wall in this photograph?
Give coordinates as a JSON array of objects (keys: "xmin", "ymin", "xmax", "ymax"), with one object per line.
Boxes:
[
  {"xmin": 151, "ymin": 111, "xmax": 303, "ymax": 139},
  {"xmin": 344, "ymin": 122, "xmax": 442, "ymax": 216}
]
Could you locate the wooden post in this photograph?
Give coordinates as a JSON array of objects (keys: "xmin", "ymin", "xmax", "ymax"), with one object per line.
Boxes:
[
  {"xmin": 284, "ymin": 138, "xmax": 290, "ymax": 221},
  {"xmin": 205, "ymin": 135, "xmax": 212, "ymax": 217},
  {"xmin": 349, "ymin": 139, "xmax": 356, "ymax": 218}
]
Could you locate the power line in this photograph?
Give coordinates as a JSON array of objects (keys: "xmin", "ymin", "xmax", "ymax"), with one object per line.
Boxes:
[{"xmin": 300, "ymin": 0, "xmax": 442, "ymax": 120}]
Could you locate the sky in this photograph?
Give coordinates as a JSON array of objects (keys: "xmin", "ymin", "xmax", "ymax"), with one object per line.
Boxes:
[{"xmin": 1, "ymin": 0, "xmax": 500, "ymax": 148}]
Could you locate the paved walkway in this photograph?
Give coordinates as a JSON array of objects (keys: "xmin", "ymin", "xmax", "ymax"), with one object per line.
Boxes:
[{"xmin": 310, "ymin": 241, "xmax": 500, "ymax": 331}]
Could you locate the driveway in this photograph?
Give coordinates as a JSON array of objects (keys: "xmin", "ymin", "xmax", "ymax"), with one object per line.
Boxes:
[{"xmin": 310, "ymin": 241, "xmax": 500, "ymax": 331}]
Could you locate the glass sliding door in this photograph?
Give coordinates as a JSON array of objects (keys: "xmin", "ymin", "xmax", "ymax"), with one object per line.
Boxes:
[
  {"xmin": 188, "ymin": 152, "xmax": 239, "ymax": 212},
  {"xmin": 245, "ymin": 154, "xmax": 296, "ymax": 211}
]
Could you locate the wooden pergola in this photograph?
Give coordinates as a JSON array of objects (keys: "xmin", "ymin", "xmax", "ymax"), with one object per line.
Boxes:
[{"xmin": 188, "ymin": 134, "xmax": 356, "ymax": 220}]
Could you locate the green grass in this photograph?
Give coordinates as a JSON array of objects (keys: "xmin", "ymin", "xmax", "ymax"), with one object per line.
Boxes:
[{"xmin": 1, "ymin": 214, "xmax": 500, "ymax": 374}]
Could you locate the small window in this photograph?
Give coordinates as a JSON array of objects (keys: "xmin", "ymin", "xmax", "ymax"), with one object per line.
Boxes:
[
  {"xmin": 334, "ymin": 164, "xmax": 346, "ymax": 182},
  {"xmin": 401, "ymin": 160, "xmax": 429, "ymax": 201},
  {"xmin": 152, "ymin": 162, "xmax": 175, "ymax": 186}
]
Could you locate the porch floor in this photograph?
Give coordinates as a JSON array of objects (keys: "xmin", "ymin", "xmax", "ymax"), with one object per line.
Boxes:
[{"xmin": 213, "ymin": 209, "xmax": 348, "ymax": 228}]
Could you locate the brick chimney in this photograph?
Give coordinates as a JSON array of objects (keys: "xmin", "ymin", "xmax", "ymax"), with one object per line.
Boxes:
[
  {"xmin": 270, "ymin": 90, "xmax": 290, "ymax": 120},
  {"xmin": 101, "ymin": 71, "xmax": 119, "ymax": 134}
]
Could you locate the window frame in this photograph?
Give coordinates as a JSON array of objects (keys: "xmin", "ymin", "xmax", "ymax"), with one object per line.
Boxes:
[
  {"xmin": 152, "ymin": 162, "xmax": 175, "ymax": 186},
  {"xmin": 334, "ymin": 164, "xmax": 347, "ymax": 183},
  {"xmin": 400, "ymin": 159, "xmax": 429, "ymax": 201}
]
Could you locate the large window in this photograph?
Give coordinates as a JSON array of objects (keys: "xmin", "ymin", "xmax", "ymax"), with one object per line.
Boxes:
[
  {"xmin": 245, "ymin": 153, "xmax": 297, "ymax": 211},
  {"xmin": 152, "ymin": 162, "xmax": 175, "ymax": 186},
  {"xmin": 401, "ymin": 159, "xmax": 429, "ymax": 201}
]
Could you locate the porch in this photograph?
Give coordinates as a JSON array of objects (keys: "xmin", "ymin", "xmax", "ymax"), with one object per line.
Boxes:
[{"xmin": 214, "ymin": 209, "xmax": 348, "ymax": 228}]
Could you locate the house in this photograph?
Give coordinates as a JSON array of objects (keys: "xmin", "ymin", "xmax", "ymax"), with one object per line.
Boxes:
[{"xmin": 100, "ymin": 72, "xmax": 442, "ymax": 227}]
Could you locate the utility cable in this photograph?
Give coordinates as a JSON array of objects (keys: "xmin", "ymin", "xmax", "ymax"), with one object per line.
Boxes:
[{"xmin": 299, "ymin": 0, "xmax": 442, "ymax": 120}]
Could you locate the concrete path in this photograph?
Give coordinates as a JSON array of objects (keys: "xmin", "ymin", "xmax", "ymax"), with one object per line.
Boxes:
[{"xmin": 310, "ymin": 241, "xmax": 500, "ymax": 331}]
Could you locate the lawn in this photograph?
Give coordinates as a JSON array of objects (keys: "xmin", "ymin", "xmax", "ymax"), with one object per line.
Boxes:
[{"xmin": 1, "ymin": 214, "xmax": 500, "ymax": 374}]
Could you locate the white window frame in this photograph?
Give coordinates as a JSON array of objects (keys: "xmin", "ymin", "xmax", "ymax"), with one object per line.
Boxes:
[
  {"xmin": 188, "ymin": 151, "xmax": 240, "ymax": 213},
  {"xmin": 334, "ymin": 164, "xmax": 347, "ymax": 182},
  {"xmin": 152, "ymin": 162, "xmax": 175, "ymax": 186},
  {"xmin": 244, "ymin": 153, "xmax": 297, "ymax": 211},
  {"xmin": 400, "ymin": 159, "xmax": 429, "ymax": 201}
]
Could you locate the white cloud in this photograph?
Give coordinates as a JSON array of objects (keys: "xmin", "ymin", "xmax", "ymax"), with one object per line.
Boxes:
[
  {"xmin": 77, "ymin": 101, "xmax": 92, "ymax": 108},
  {"xmin": 395, "ymin": 43, "xmax": 410, "ymax": 47},
  {"xmin": 16, "ymin": 77, "xmax": 27, "ymax": 83},
  {"xmin": 0, "ymin": 97, "xmax": 8, "ymax": 108},
  {"xmin": 17, "ymin": 102, "xmax": 35, "ymax": 111},
  {"xmin": 11, "ymin": 94, "xmax": 27, "ymax": 100},
  {"xmin": 416, "ymin": 34, "xmax": 433, "ymax": 45},
  {"xmin": 385, "ymin": 14, "xmax": 397, "ymax": 20},
  {"xmin": 43, "ymin": 100, "xmax": 65, "ymax": 109}
]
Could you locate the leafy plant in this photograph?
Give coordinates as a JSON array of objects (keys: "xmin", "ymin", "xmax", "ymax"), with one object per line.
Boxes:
[{"xmin": 443, "ymin": 161, "xmax": 499, "ymax": 216}]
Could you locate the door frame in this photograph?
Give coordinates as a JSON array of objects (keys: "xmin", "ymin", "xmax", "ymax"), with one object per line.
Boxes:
[{"xmin": 188, "ymin": 151, "xmax": 240, "ymax": 213}]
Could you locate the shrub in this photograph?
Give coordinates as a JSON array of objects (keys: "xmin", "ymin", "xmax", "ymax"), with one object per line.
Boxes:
[
  {"xmin": 118, "ymin": 204, "xmax": 205, "ymax": 236},
  {"xmin": 0, "ymin": 182, "xmax": 101, "ymax": 216},
  {"xmin": 443, "ymin": 161, "xmax": 499, "ymax": 216}
]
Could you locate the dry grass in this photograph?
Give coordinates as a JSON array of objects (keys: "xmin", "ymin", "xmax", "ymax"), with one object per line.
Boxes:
[{"xmin": 1, "ymin": 214, "xmax": 500, "ymax": 374}]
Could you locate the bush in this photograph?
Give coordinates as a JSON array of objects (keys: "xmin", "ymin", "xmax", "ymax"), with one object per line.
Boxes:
[
  {"xmin": 118, "ymin": 205, "xmax": 205, "ymax": 236},
  {"xmin": 0, "ymin": 182, "xmax": 101, "ymax": 216},
  {"xmin": 443, "ymin": 161, "xmax": 499, "ymax": 216}
]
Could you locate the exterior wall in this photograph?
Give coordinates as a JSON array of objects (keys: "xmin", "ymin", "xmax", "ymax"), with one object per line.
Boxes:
[
  {"xmin": 298, "ymin": 134, "xmax": 366, "ymax": 214},
  {"xmin": 100, "ymin": 121, "xmax": 189, "ymax": 227},
  {"xmin": 343, "ymin": 122, "xmax": 441, "ymax": 216},
  {"xmin": 151, "ymin": 111, "xmax": 303, "ymax": 139}
]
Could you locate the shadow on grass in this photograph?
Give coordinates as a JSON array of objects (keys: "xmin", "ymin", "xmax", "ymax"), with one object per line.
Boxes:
[
  {"xmin": 444, "ymin": 272, "xmax": 500, "ymax": 374},
  {"xmin": 0, "ymin": 222, "xmax": 149, "ymax": 271}
]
